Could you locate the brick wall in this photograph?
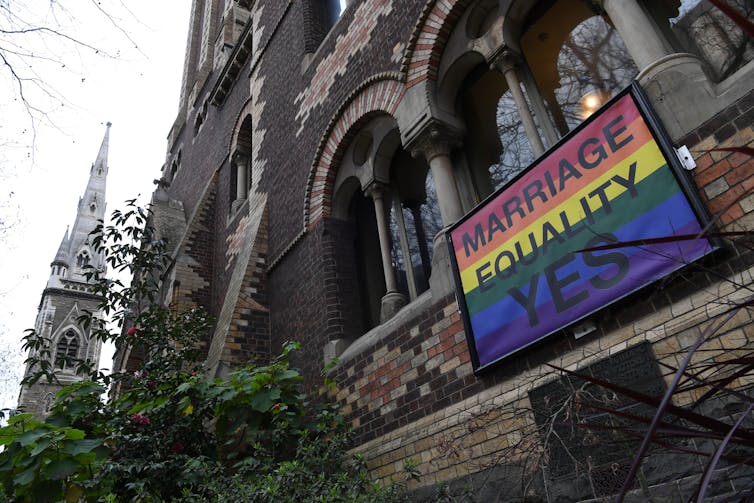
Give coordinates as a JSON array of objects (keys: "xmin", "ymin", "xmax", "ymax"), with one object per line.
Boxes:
[
  {"xmin": 314, "ymin": 93, "xmax": 754, "ymax": 497},
  {"xmin": 685, "ymin": 90, "xmax": 754, "ymax": 228}
]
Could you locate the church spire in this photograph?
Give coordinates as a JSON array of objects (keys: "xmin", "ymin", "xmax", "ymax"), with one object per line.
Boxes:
[
  {"xmin": 92, "ymin": 121, "xmax": 111, "ymax": 177},
  {"xmin": 67, "ymin": 123, "xmax": 111, "ymax": 278},
  {"xmin": 21, "ymin": 124, "xmax": 111, "ymax": 417}
]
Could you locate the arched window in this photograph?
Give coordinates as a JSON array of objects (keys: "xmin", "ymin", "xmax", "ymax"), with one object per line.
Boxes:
[
  {"xmin": 55, "ymin": 330, "xmax": 79, "ymax": 369},
  {"xmin": 332, "ymin": 116, "xmax": 442, "ymax": 332},
  {"xmin": 448, "ymin": 0, "xmax": 638, "ymax": 203},
  {"xmin": 230, "ymin": 115, "xmax": 253, "ymax": 214},
  {"xmin": 76, "ymin": 251, "xmax": 91, "ymax": 268},
  {"xmin": 327, "ymin": 0, "xmax": 345, "ymax": 27},
  {"xmin": 521, "ymin": 0, "xmax": 638, "ymax": 135}
]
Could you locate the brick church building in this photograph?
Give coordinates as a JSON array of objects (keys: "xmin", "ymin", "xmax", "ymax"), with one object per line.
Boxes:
[{"xmin": 119, "ymin": 0, "xmax": 754, "ymax": 499}]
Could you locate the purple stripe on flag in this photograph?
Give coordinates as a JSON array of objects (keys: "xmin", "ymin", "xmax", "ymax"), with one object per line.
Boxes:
[{"xmin": 473, "ymin": 224, "xmax": 711, "ymax": 367}]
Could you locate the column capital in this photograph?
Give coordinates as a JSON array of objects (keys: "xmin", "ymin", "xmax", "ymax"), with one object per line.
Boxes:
[
  {"xmin": 232, "ymin": 151, "xmax": 249, "ymax": 165},
  {"xmin": 408, "ymin": 121, "xmax": 463, "ymax": 163},
  {"xmin": 364, "ymin": 181, "xmax": 390, "ymax": 200},
  {"xmin": 490, "ymin": 48, "xmax": 521, "ymax": 75}
]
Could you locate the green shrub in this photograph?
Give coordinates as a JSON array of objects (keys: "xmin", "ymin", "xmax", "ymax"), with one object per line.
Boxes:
[{"xmin": 1, "ymin": 202, "xmax": 413, "ymax": 502}]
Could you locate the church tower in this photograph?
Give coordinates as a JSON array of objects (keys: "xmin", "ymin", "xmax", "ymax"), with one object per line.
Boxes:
[{"xmin": 18, "ymin": 123, "xmax": 111, "ymax": 417}]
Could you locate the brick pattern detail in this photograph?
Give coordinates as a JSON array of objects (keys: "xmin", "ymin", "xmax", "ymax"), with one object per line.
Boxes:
[
  {"xmin": 327, "ymin": 295, "xmax": 480, "ymax": 444},
  {"xmin": 305, "ymin": 77, "xmax": 405, "ymax": 228},
  {"xmin": 294, "ymin": 0, "xmax": 395, "ymax": 136},
  {"xmin": 685, "ymin": 90, "xmax": 754, "ymax": 228},
  {"xmin": 177, "ymin": 178, "xmax": 217, "ymax": 312},
  {"xmin": 222, "ymin": 205, "xmax": 270, "ymax": 367},
  {"xmin": 403, "ymin": 0, "xmax": 470, "ymax": 88},
  {"xmin": 206, "ymin": 197, "xmax": 269, "ymax": 371}
]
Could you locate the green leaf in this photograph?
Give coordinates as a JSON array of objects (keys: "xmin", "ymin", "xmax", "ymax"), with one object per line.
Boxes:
[
  {"xmin": 30, "ymin": 439, "xmax": 53, "ymax": 457},
  {"xmin": 63, "ymin": 428, "xmax": 86, "ymax": 440},
  {"xmin": 14, "ymin": 465, "xmax": 36, "ymax": 486},
  {"xmin": 61, "ymin": 439, "xmax": 103, "ymax": 456},
  {"xmin": 44, "ymin": 458, "xmax": 79, "ymax": 480},
  {"xmin": 277, "ymin": 370, "xmax": 301, "ymax": 381},
  {"xmin": 249, "ymin": 391, "xmax": 274, "ymax": 412},
  {"xmin": 7, "ymin": 413, "xmax": 34, "ymax": 425},
  {"xmin": 73, "ymin": 452, "xmax": 97, "ymax": 465},
  {"xmin": 17, "ymin": 429, "xmax": 49, "ymax": 446}
]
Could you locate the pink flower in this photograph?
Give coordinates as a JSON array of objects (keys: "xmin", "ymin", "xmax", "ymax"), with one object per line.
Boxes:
[
  {"xmin": 171, "ymin": 441, "xmax": 185, "ymax": 454},
  {"xmin": 131, "ymin": 413, "xmax": 150, "ymax": 426},
  {"xmin": 271, "ymin": 403, "xmax": 280, "ymax": 411},
  {"xmin": 127, "ymin": 327, "xmax": 138, "ymax": 337}
]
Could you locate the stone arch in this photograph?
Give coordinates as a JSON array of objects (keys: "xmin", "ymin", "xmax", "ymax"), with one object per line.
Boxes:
[
  {"xmin": 401, "ymin": 0, "xmax": 475, "ymax": 90},
  {"xmin": 304, "ymin": 75, "xmax": 405, "ymax": 229},
  {"xmin": 228, "ymin": 98, "xmax": 255, "ymax": 158},
  {"xmin": 331, "ymin": 114, "xmax": 401, "ymax": 220},
  {"xmin": 396, "ymin": 0, "xmax": 505, "ymax": 149}
]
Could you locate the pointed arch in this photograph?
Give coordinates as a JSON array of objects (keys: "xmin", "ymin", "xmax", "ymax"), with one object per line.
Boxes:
[{"xmin": 54, "ymin": 327, "xmax": 81, "ymax": 369}]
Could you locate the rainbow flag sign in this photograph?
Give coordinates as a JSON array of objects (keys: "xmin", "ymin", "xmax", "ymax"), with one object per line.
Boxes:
[{"xmin": 447, "ymin": 84, "xmax": 713, "ymax": 372}]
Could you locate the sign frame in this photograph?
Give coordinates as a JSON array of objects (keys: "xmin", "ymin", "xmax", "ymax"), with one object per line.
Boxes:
[{"xmin": 446, "ymin": 82, "xmax": 716, "ymax": 373}]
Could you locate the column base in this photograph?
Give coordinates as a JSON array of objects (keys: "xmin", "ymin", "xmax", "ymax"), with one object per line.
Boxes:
[
  {"xmin": 323, "ymin": 338, "xmax": 351, "ymax": 367},
  {"xmin": 231, "ymin": 198, "xmax": 247, "ymax": 215},
  {"xmin": 429, "ymin": 229, "xmax": 457, "ymax": 300},
  {"xmin": 380, "ymin": 291, "xmax": 408, "ymax": 322}
]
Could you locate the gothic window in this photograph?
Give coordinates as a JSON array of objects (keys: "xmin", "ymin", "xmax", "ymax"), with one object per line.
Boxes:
[
  {"xmin": 194, "ymin": 101, "xmax": 208, "ymax": 136},
  {"xmin": 76, "ymin": 251, "xmax": 91, "ymax": 268},
  {"xmin": 168, "ymin": 150, "xmax": 182, "ymax": 183},
  {"xmin": 55, "ymin": 330, "xmax": 79, "ymax": 369}
]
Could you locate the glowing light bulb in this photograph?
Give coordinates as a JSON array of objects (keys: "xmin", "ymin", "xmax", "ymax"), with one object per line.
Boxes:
[{"xmin": 580, "ymin": 91, "xmax": 605, "ymax": 120}]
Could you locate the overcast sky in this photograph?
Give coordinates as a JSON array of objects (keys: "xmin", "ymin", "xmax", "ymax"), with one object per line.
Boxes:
[{"xmin": 0, "ymin": 2, "xmax": 191, "ymax": 411}]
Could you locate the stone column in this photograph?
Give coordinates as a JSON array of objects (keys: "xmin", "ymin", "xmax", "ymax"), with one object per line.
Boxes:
[
  {"xmin": 406, "ymin": 201, "xmax": 431, "ymax": 282},
  {"xmin": 408, "ymin": 122, "xmax": 466, "ymax": 299},
  {"xmin": 597, "ymin": 0, "xmax": 671, "ymax": 71},
  {"xmin": 366, "ymin": 183, "xmax": 407, "ymax": 321},
  {"xmin": 410, "ymin": 123, "xmax": 464, "ymax": 227},
  {"xmin": 234, "ymin": 152, "xmax": 249, "ymax": 201},
  {"xmin": 392, "ymin": 197, "xmax": 418, "ymax": 300},
  {"xmin": 520, "ymin": 63, "xmax": 560, "ymax": 147},
  {"xmin": 491, "ymin": 50, "xmax": 545, "ymax": 158}
]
